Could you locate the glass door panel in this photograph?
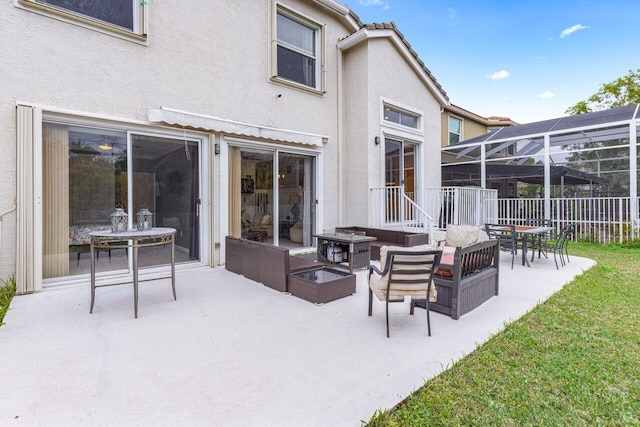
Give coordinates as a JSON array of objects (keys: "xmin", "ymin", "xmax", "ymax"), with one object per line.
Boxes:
[
  {"xmin": 229, "ymin": 147, "xmax": 275, "ymax": 241},
  {"xmin": 277, "ymin": 153, "xmax": 315, "ymax": 247},
  {"xmin": 384, "ymin": 138, "xmax": 417, "ymax": 223},
  {"xmin": 131, "ymin": 134, "xmax": 200, "ymax": 268},
  {"xmin": 384, "ymin": 138, "xmax": 402, "ymax": 222},
  {"xmin": 44, "ymin": 123, "xmax": 128, "ymax": 279}
]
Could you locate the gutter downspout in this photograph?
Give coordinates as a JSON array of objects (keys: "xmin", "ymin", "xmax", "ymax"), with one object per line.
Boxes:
[{"xmin": 0, "ymin": 199, "xmax": 17, "ymax": 272}]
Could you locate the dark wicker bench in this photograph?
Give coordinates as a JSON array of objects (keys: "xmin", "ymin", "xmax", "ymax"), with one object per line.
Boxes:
[
  {"xmin": 225, "ymin": 236, "xmax": 317, "ymax": 292},
  {"xmin": 335, "ymin": 226, "xmax": 430, "ymax": 261},
  {"xmin": 411, "ymin": 239, "xmax": 500, "ymax": 319}
]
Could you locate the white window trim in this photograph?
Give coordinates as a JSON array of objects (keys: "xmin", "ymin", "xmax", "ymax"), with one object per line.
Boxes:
[
  {"xmin": 16, "ymin": 0, "xmax": 148, "ymax": 43},
  {"xmin": 270, "ymin": 1, "xmax": 326, "ymax": 95},
  {"xmin": 380, "ymin": 98, "xmax": 423, "ymax": 135}
]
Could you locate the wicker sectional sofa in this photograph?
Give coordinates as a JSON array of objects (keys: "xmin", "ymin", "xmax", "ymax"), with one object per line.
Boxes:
[{"xmin": 225, "ymin": 236, "xmax": 317, "ymax": 292}]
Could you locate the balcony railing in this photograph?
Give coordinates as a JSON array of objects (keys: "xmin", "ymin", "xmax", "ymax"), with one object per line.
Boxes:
[
  {"xmin": 370, "ymin": 186, "xmax": 434, "ymax": 243},
  {"xmin": 424, "ymin": 187, "xmax": 498, "ymax": 228},
  {"xmin": 371, "ymin": 186, "xmax": 639, "ymax": 244}
]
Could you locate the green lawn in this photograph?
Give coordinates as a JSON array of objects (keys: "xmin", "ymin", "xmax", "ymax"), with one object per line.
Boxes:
[
  {"xmin": 366, "ymin": 242, "xmax": 640, "ymax": 426},
  {"xmin": 0, "ymin": 275, "xmax": 16, "ymax": 326}
]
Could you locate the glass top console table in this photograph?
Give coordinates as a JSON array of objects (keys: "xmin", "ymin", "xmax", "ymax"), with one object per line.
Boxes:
[
  {"xmin": 313, "ymin": 231, "xmax": 377, "ymax": 273},
  {"xmin": 89, "ymin": 227, "xmax": 176, "ymax": 318}
]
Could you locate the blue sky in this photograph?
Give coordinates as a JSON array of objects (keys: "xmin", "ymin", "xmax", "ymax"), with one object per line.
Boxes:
[{"xmin": 346, "ymin": 0, "xmax": 639, "ymax": 123}]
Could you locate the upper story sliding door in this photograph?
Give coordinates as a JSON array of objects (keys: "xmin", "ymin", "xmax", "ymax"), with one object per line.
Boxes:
[{"xmin": 384, "ymin": 137, "xmax": 418, "ymax": 222}]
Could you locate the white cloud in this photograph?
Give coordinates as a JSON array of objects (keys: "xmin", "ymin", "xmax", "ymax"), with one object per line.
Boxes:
[
  {"xmin": 447, "ymin": 8, "xmax": 457, "ymax": 20},
  {"xmin": 534, "ymin": 55, "xmax": 547, "ymax": 60},
  {"xmin": 537, "ymin": 90, "xmax": 555, "ymax": 99},
  {"xmin": 560, "ymin": 24, "xmax": 588, "ymax": 38},
  {"xmin": 359, "ymin": 0, "xmax": 390, "ymax": 9},
  {"xmin": 486, "ymin": 70, "xmax": 510, "ymax": 80}
]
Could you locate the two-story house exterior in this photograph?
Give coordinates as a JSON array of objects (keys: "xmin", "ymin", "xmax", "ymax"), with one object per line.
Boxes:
[{"xmin": 1, "ymin": 1, "xmax": 448, "ymax": 294}]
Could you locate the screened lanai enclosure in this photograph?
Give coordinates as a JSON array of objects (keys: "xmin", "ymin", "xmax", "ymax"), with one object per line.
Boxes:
[{"xmin": 441, "ymin": 105, "xmax": 640, "ymax": 243}]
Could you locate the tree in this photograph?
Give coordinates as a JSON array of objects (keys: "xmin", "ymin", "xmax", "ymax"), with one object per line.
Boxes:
[
  {"xmin": 566, "ymin": 69, "xmax": 640, "ymax": 114},
  {"xmin": 562, "ymin": 70, "xmax": 639, "ymax": 196}
]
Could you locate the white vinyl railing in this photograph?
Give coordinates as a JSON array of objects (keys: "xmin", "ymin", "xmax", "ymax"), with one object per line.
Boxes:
[
  {"xmin": 424, "ymin": 187, "xmax": 498, "ymax": 228},
  {"xmin": 370, "ymin": 186, "xmax": 434, "ymax": 243},
  {"xmin": 370, "ymin": 186, "xmax": 639, "ymax": 244},
  {"xmin": 498, "ymin": 197, "xmax": 640, "ymax": 243}
]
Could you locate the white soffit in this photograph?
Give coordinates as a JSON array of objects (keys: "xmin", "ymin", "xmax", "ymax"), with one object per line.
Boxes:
[{"xmin": 148, "ymin": 107, "xmax": 327, "ymax": 147}]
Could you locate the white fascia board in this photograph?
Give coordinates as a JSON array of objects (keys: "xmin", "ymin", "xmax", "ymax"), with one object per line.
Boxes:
[
  {"xmin": 312, "ymin": 0, "xmax": 360, "ymax": 31},
  {"xmin": 313, "ymin": 0, "xmax": 349, "ymax": 15}
]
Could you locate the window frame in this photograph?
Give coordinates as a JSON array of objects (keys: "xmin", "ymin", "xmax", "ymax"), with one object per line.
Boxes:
[
  {"xmin": 382, "ymin": 102, "xmax": 422, "ymax": 132},
  {"xmin": 17, "ymin": 0, "xmax": 148, "ymax": 42},
  {"xmin": 17, "ymin": 105, "xmax": 210, "ymax": 290},
  {"xmin": 448, "ymin": 115, "xmax": 463, "ymax": 145},
  {"xmin": 271, "ymin": 3, "xmax": 325, "ymax": 94}
]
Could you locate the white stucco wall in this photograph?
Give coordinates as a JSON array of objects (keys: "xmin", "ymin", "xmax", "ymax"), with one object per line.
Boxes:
[
  {"xmin": 0, "ymin": 1, "xmax": 353, "ymax": 278},
  {"xmin": 342, "ymin": 37, "xmax": 443, "ymax": 226},
  {"xmin": 342, "ymin": 42, "xmax": 371, "ymax": 227}
]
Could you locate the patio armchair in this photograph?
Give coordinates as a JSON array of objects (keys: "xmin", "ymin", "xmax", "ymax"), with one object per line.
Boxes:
[
  {"xmin": 484, "ymin": 223, "xmax": 524, "ymax": 269},
  {"xmin": 368, "ymin": 245, "xmax": 442, "ymax": 337}
]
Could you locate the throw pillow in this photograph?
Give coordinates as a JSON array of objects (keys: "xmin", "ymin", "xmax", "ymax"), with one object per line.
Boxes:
[{"xmin": 445, "ymin": 224, "xmax": 480, "ymax": 247}]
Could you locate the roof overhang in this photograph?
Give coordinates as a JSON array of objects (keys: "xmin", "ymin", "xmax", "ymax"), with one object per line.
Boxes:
[
  {"xmin": 312, "ymin": 0, "xmax": 360, "ymax": 31},
  {"xmin": 148, "ymin": 107, "xmax": 328, "ymax": 147}
]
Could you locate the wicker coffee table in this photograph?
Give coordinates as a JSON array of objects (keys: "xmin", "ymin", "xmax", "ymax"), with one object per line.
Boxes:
[{"xmin": 288, "ymin": 267, "xmax": 356, "ymax": 304}]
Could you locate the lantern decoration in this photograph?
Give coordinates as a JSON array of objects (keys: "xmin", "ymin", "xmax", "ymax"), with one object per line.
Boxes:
[
  {"xmin": 136, "ymin": 207, "xmax": 153, "ymax": 231},
  {"xmin": 110, "ymin": 208, "xmax": 128, "ymax": 232}
]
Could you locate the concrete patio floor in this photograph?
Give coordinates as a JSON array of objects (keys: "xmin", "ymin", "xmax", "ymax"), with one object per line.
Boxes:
[{"xmin": 1, "ymin": 253, "xmax": 595, "ymax": 426}]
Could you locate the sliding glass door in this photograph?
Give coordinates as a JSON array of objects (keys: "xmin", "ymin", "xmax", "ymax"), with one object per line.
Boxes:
[
  {"xmin": 42, "ymin": 122, "xmax": 202, "ymax": 281},
  {"xmin": 385, "ymin": 137, "xmax": 418, "ymax": 222},
  {"xmin": 228, "ymin": 145, "xmax": 316, "ymax": 248}
]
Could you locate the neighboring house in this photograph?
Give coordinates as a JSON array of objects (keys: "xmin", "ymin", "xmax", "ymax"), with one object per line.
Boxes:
[
  {"xmin": 442, "ymin": 104, "xmax": 517, "ymax": 147},
  {"xmin": 441, "ymin": 104, "xmax": 517, "ymax": 196},
  {"xmin": 1, "ymin": 1, "xmax": 448, "ymax": 294}
]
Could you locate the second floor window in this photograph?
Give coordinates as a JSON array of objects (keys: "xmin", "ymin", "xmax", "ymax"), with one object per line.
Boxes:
[
  {"xmin": 384, "ymin": 105, "xmax": 419, "ymax": 129},
  {"xmin": 34, "ymin": 0, "xmax": 135, "ymax": 30},
  {"xmin": 449, "ymin": 116, "xmax": 462, "ymax": 144},
  {"xmin": 276, "ymin": 10, "xmax": 321, "ymax": 90}
]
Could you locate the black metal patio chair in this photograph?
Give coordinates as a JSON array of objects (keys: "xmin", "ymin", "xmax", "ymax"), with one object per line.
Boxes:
[
  {"xmin": 525, "ymin": 218, "xmax": 554, "ymax": 260},
  {"xmin": 539, "ymin": 223, "xmax": 575, "ymax": 269},
  {"xmin": 368, "ymin": 248, "xmax": 442, "ymax": 337},
  {"xmin": 484, "ymin": 223, "xmax": 524, "ymax": 269}
]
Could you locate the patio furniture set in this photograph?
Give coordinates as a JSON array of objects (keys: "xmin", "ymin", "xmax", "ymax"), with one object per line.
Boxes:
[
  {"xmin": 89, "ymin": 221, "xmax": 570, "ymax": 335},
  {"xmin": 484, "ymin": 221, "xmax": 575, "ymax": 269}
]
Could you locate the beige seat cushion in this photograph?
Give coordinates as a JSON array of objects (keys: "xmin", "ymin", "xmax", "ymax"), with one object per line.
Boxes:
[
  {"xmin": 369, "ymin": 244, "xmax": 439, "ymax": 302},
  {"xmin": 445, "ymin": 224, "xmax": 480, "ymax": 247}
]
